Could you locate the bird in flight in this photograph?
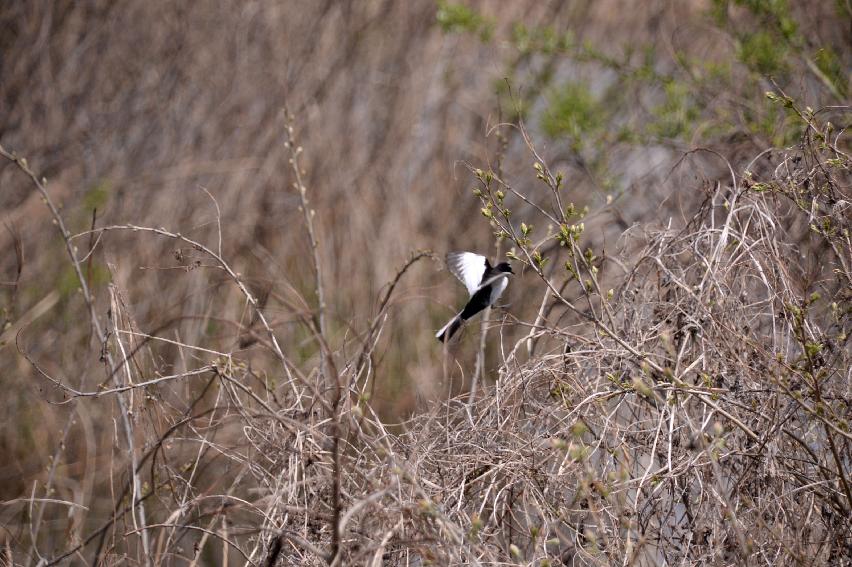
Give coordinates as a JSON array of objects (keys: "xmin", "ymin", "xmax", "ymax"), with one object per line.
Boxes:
[{"xmin": 436, "ymin": 252, "xmax": 514, "ymax": 342}]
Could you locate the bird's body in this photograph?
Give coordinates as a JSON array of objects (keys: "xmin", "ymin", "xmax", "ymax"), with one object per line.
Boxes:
[{"xmin": 436, "ymin": 252, "xmax": 513, "ymax": 342}]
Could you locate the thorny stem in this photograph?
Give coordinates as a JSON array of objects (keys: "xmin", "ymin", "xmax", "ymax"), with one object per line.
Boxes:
[
  {"xmin": 282, "ymin": 112, "xmax": 342, "ymax": 564},
  {"xmin": 284, "ymin": 114, "xmax": 327, "ymax": 353}
]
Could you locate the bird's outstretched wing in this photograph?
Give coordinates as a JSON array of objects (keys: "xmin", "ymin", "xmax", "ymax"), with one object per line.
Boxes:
[{"xmin": 446, "ymin": 252, "xmax": 487, "ymax": 296}]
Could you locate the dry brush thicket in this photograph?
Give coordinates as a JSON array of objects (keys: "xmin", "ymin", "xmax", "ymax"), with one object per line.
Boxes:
[{"xmin": 2, "ymin": 111, "xmax": 850, "ymax": 565}]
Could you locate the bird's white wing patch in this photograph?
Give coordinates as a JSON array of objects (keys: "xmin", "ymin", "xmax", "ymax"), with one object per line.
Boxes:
[{"xmin": 446, "ymin": 252, "xmax": 486, "ymax": 295}]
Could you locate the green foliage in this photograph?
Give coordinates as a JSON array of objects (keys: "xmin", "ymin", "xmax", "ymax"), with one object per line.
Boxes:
[
  {"xmin": 205, "ymin": 319, "xmax": 219, "ymax": 337},
  {"xmin": 436, "ymin": 1, "xmax": 493, "ymax": 41},
  {"xmin": 737, "ymin": 0, "xmax": 797, "ymax": 39},
  {"xmin": 482, "ymin": 0, "xmax": 845, "ymax": 165},
  {"xmin": 541, "ymin": 82, "xmax": 604, "ymax": 146},
  {"xmin": 712, "ymin": 0, "xmax": 797, "ymax": 39},
  {"xmin": 714, "ymin": 0, "xmax": 805, "ymax": 78},
  {"xmin": 492, "ymin": 76, "xmax": 532, "ymax": 122},
  {"xmin": 83, "ymin": 180, "xmax": 110, "ymax": 211},
  {"xmin": 511, "ymin": 23, "xmax": 571, "ymax": 54},
  {"xmin": 57, "ymin": 263, "xmax": 109, "ymax": 299},
  {"xmin": 648, "ymin": 80, "xmax": 700, "ymax": 139},
  {"xmin": 813, "ymin": 47, "xmax": 848, "ymax": 98},
  {"xmin": 744, "ymin": 98, "xmax": 801, "ymax": 146},
  {"xmin": 737, "ymin": 30, "xmax": 788, "ymax": 75}
]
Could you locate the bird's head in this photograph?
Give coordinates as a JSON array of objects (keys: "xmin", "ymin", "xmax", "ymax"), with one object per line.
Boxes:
[{"xmin": 495, "ymin": 261, "xmax": 514, "ymax": 275}]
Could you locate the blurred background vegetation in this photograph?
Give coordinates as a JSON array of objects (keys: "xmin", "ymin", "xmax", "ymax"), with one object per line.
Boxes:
[{"xmin": 0, "ymin": 0, "xmax": 849, "ymax": 562}]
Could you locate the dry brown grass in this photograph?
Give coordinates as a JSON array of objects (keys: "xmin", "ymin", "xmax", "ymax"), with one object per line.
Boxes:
[{"xmin": 2, "ymin": 109, "xmax": 849, "ymax": 564}]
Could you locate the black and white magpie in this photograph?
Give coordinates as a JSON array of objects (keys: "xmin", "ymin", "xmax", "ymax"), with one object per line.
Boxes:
[{"xmin": 436, "ymin": 252, "xmax": 514, "ymax": 342}]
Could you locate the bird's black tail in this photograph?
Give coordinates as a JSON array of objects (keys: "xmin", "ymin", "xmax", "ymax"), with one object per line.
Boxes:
[{"xmin": 436, "ymin": 314, "xmax": 463, "ymax": 343}]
